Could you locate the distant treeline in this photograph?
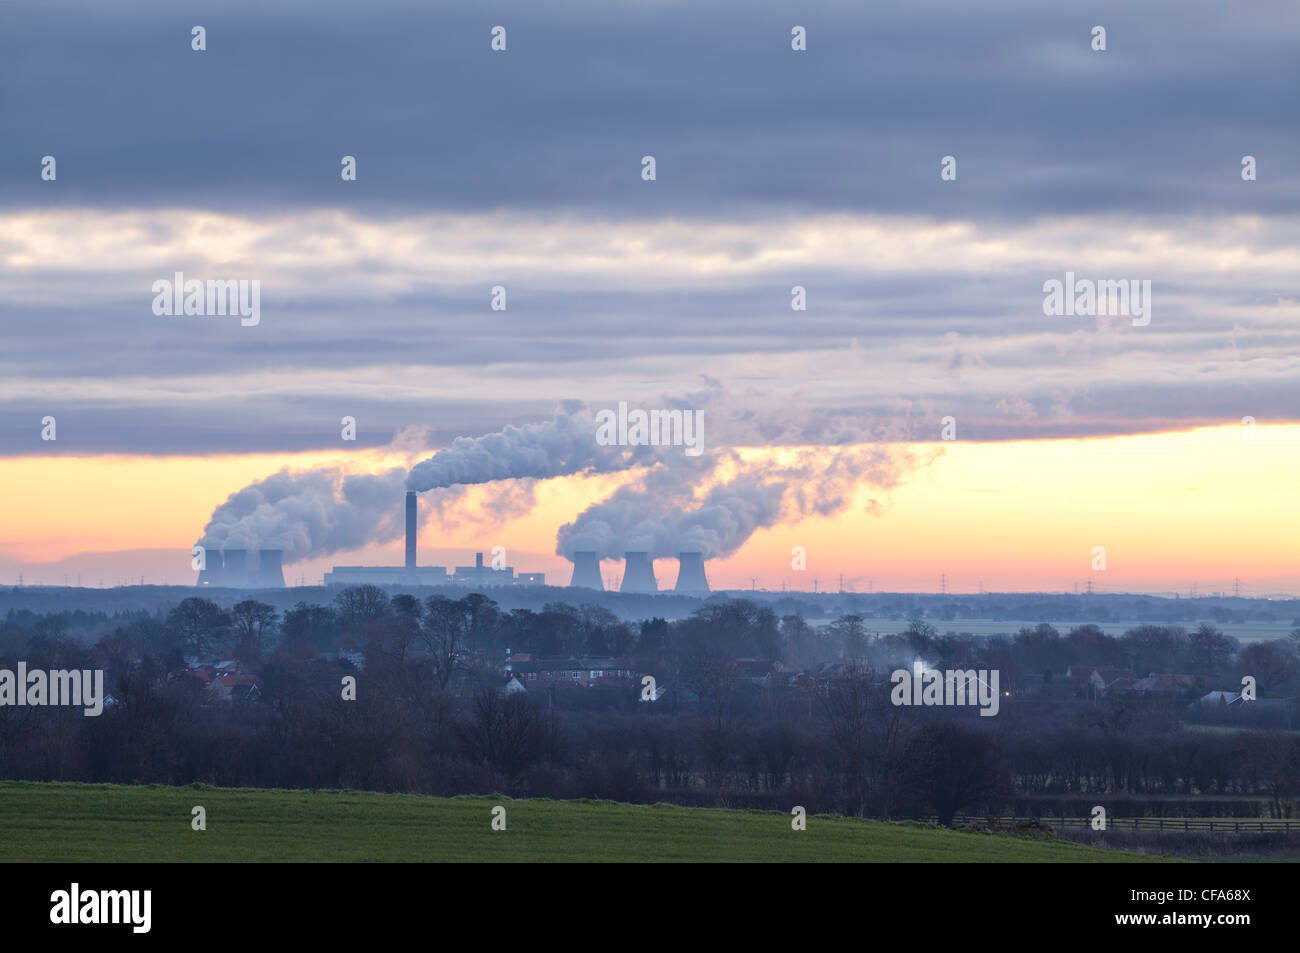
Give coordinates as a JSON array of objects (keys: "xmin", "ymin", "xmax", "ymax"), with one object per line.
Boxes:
[
  {"xmin": 2, "ymin": 585, "xmax": 1297, "ymax": 629},
  {"xmin": 4, "ymin": 592, "xmax": 1298, "ymax": 693},
  {"xmin": 1, "ymin": 589, "xmax": 1298, "ymax": 831}
]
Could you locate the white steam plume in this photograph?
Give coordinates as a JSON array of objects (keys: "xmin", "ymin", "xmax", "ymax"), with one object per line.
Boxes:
[
  {"xmin": 555, "ymin": 446, "xmax": 916, "ymax": 561},
  {"xmin": 197, "ymin": 403, "xmax": 654, "ymax": 562}
]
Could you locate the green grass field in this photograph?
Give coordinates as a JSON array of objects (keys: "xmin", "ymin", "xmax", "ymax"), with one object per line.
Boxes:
[{"xmin": 0, "ymin": 781, "xmax": 1171, "ymax": 862}]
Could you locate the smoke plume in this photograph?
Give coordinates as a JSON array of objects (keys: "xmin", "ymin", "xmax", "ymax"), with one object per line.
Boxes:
[
  {"xmin": 555, "ymin": 445, "xmax": 915, "ymax": 561},
  {"xmin": 198, "ymin": 466, "xmax": 408, "ymax": 562},
  {"xmin": 197, "ymin": 388, "xmax": 927, "ymax": 567},
  {"xmin": 197, "ymin": 403, "xmax": 654, "ymax": 562},
  {"xmin": 405, "ymin": 400, "xmax": 651, "ymax": 491}
]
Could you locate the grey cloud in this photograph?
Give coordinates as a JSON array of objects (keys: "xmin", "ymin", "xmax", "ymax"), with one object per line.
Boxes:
[
  {"xmin": 2, "ymin": 0, "xmax": 1297, "ymax": 457},
  {"xmin": 1, "ymin": 0, "xmax": 1297, "ymax": 219}
]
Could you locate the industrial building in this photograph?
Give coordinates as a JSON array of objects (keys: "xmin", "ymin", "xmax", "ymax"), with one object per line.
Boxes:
[
  {"xmin": 451, "ymin": 552, "xmax": 515, "ymax": 588},
  {"xmin": 323, "ymin": 565, "xmax": 450, "ymax": 586},
  {"xmin": 196, "ymin": 548, "xmax": 286, "ymax": 588},
  {"xmin": 565, "ymin": 551, "xmax": 711, "ymax": 594},
  {"xmin": 619, "ymin": 552, "xmax": 657, "ymax": 593},
  {"xmin": 323, "ymin": 491, "xmax": 546, "ymax": 589},
  {"xmin": 674, "ymin": 552, "xmax": 710, "ymax": 593},
  {"xmin": 324, "ymin": 491, "xmax": 449, "ymax": 587},
  {"xmin": 568, "ymin": 551, "xmax": 603, "ymax": 590},
  {"xmin": 197, "ymin": 489, "xmax": 718, "ymax": 594}
]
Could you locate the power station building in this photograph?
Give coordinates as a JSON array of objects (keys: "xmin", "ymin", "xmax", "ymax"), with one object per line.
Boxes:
[
  {"xmin": 619, "ymin": 552, "xmax": 657, "ymax": 593},
  {"xmin": 673, "ymin": 551, "xmax": 710, "ymax": 593},
  {"xmin": 196, "ymin": 548, "xmax": 286, "ymax": 588},
  {"xmin": 567, "ymin": 551, "xmax": 711, "ymax": 594},
  {"xmin": 568, "ymin": 552, "xmax": 604, "ymax": 590},
  {"xmin": 451, "ymin": 552, "xmax": 515, "ymax": 588},
  {"xmin": 324, "ymin": 491, "xmax": 450, "ymax": 587},
  {"xmin": 323, "ymin": 492, "xmax": 546, "ymax": 589},
  {"xmin": 323, "ymin": 565, "xmax": 451, "ymax": 586},
  {"xmin": 199, "ymin": 490, "xmax": 717, "ymax": 593}
]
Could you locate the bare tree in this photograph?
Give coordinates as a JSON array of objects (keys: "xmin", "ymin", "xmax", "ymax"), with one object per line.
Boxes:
[
  {"xmin": 166, "ymin": 597, "xmax": 230, "ymax": 658},
  {"xmin": 1238, "ymin": 641, "xmax": 1298, "ymax": 694},
  {"xmin": 230, "ymin": 600, "xmax": 278, "ymax": 657},
  {"xmin": 812, "ymin": 662, "xmax": 912, "ymax": 816},
  {"xmin": 458, "ymin": 687, "xmax": 543, "ymax": 782},
  {"xmin": 688, "ymin": 652, "xmax": 739, "ymax": 733},
  {"xmin": 420, "ymin": 596, "xmax": 470, "ymax": 691},
  {"xmin": 334, "ymin": 585, "xmax": 391, "ymax": 636},
  {"xmin": 373, "ymin": 594, "xmax": 422, "ymax": 661},
  {"xmin": 905, "ymin": 721, "xmax": 1009, "ymax": 826},
  {"xmin": 829, "ymin": 614, "xmax": 868, "ymax": 659},
  {"xmin": 1246, "ymin": 731, "xmax": 1300, "ymax": 817},
  {"xmin": 815, "ymin": 662, "xmax": 875, "ymax": 814}
]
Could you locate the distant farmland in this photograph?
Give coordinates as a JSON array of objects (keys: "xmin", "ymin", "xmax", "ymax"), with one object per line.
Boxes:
[
  {"xmin": 0, "ymin": 782, "xmax": 1166, "ymax": 863},
  {"xmin": 855, "ymin": 619, "xmax": 1297, "ymax": 643}
]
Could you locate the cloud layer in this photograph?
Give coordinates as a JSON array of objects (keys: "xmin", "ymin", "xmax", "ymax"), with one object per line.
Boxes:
[{"xmin": 2, "ymin": 0, "xmax": 1296, "ymax": 458}]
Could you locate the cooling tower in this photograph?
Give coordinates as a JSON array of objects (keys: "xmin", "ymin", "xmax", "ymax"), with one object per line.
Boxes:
[
  {"xmin": 196, "ymin": 549, "xmax": 223, "ymax": 586},
  {"xmin": 569, "ymin": 551, "xmax": 604, "ymax": 590},
  {"xmin": 252, "ymin": 549, "xmax": 286, "ymax": 588},
  {"xmin": 620, "ymin": 552, "xmax": 658, "ymax": 593},
  {"xmin": 222, "ymin": 548, "xmax": 250, "ymax": 588},
  {"xmin": 673, "ymin": 551, "xmax": 710, "ymax": 593},
  {"xmin": 405, "ymin": 491, "xmax": 417, "ymax": 569}
]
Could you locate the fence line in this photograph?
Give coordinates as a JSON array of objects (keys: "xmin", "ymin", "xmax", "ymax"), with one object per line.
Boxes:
[{"xmin": 906, "ymin": 815, "xmax": 1295, "ymax": 833}]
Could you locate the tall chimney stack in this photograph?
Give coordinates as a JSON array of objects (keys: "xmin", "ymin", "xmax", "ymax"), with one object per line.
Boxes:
[
  {"xmin": 674, "ymin": 552, "xmax": 710, "ymax": 593},
  {"xmin": 620, "ymin": 552, "xmax": 658, "ymax": 593},
  {"xmin": 405, "ymin": 491, "xmax": 417, "ymax": 569},
  {"xmin": 569, "ymin": 551, "xmax": 604, "ymax": 590}
]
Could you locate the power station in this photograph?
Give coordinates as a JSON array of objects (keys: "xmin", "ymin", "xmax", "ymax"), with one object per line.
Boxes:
[
  {"xmin": 197, "ymin": 548, "xmax": 286, "ymax": 588},
  {"xmin": 568, "ymin": 551, "xmax": 604, "ymax": 590},
  {"xmin": 567, "ymin": 551, "xmax": 711, "ymax": 594},
  {"xmin": 324, "ymin": 491, "xmax": 452, "ymax": 587},
  {"xmin": 324, "ymin": 491, "xmax": 545, "ymax": 588},
  {"xmin": 197, "ymin": 491, "xmax": 711, "ymax": 593},
  {"xmin": 619, "ymin": 552, "xmax": 657, "ymax": 593},
  {"xmin": 674, "ymin": 551, "xmax": 710, "ymax": 593}
]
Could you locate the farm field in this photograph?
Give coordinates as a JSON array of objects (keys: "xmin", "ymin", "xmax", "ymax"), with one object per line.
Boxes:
[
  {"xmin": 0, "ymin": 781, "xmax": 1167, "ymax": 862},
  {"xmin": 857, "ymin": 619, "xmax": 1296, "ymax": 643}
]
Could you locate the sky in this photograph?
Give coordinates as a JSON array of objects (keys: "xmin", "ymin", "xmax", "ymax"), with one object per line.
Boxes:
[{"xmin": 1, "ymin": 0, "xmax": 1297, "ymax": 594}]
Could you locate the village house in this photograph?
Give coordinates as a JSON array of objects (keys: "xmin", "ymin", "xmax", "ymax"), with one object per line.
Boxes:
[
  {"xmin": 170, "ymin": 660, "xmax": 262, "ymax": 703},
  {"xmin": 733, "ymin": 658, "xmax": 796, "ymax": 687},
  {"xmin": 502, "ymin": 655, "xmax": 637, "ymax": 688},
  {"xmin": 1131, "ymin": 673, "xmax": 1202, "ymax": 695},
  {"xmin": 1199, "ymin": 689, "xmax": 1242, "ymax": 707},
  {"xmin": 1067, "ymin": 665, "xmax": 1135, "ymax": 696},
  {"xmin": 206, "ymin": 673, "xmax": 262, "ymax": 703}
]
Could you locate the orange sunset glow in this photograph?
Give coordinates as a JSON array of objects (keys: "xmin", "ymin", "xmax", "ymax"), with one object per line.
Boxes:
[{"xmin": 3, "ymin": 423, "xmax": 1295, "ymax": 594}]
